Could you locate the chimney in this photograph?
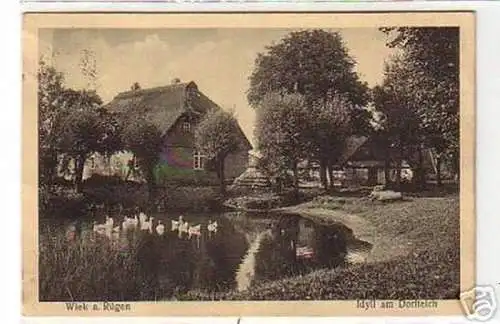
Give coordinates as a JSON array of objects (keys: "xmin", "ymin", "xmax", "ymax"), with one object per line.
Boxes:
[
  {"xmin": 131, "ymin": 82, "xmax": 141, "ymax": 91},
  {"xmin": 171, "ymin": 78, "xmax": 181, "ymax": 84}
]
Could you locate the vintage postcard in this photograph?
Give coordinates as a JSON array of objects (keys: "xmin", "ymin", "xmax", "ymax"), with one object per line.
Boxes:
[{"xmin": 22, "ymin": 12, "xmax": 476, "ymax": 317}]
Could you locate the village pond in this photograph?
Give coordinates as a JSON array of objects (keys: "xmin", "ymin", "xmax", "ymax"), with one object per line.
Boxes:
[{"xmin": 39, "ymin": 210, "xmax": 373, "ymax": 301}]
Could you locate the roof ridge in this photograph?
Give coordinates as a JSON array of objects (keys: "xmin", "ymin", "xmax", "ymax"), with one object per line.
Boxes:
[{"xmin": 114, "ymin": 82, "xmax": 192, "ymax": 100}]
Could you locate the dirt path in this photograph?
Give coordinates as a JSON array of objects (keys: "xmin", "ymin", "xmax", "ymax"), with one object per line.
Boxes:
[{"xmin": 276, "ymin": 204, "xmax": 411, "ymax": 263}]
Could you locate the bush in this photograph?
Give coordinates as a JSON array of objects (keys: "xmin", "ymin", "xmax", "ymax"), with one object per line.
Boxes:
[
  {"xmin": 165, "ymin": 186, "xmax": 223, "ymax": 212},
  {"xmin": 154, "ymin": 165, "xmax": 220, "ymax": 187},
  {"xmin": 41, "ymin": 191, "xmax": 89, "ymax": 220},
  {"xmin": 83, "ymin": 174, "xmax": 124, "ymax": 187}
]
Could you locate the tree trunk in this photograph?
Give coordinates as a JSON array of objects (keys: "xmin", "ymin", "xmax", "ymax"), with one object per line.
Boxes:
[
  {"xmin": 395, "ymin": 146, "xmax": 403, "ymax": 191},
  {"xmin": 395, "ymin": 162, "xmax": 402, "ymax": 191},
  {"xmin": 453, "ymin": 150, "xmax": 460, "ymax": 182},
  {"xmin": 327, "ymin": 164, "xmax": 335, "ymax": 191},
  {"xmin": 383, "ymin": 142, "xmax": 391, "ymax": 186},
  {"xmin": 146, "ymin": 167, "xmax": 156, "ymax": 203},
  {"xmin": 436, "ymin": 154, "xmax": 442, "ymax": 187},
  {"xmin": 412, "ymin": 146, "xmax": 426, "ymax": 190},
  {"xmin": 275, "ymin": 175, "xmax": 283, "ymax": 194},
  {"xmin": 384, "ymin": 160, "xmax": 390, "ymax": 186},
  {"xmin": 218, "ymin": 158, "xmax": 226, "ymax": 195},
  {"xmin": 125, "ymin": 159, "xmax": 133, "ymax": 181},
  {"xmin": 74, "ymin": 155, "xmax": 86, "ymax": 193},
  {"xmin": 419, "ymin": 146, "xmax": 426, "ymax": 189},
  {"xmin": 291, "ymin": 160, "xmax": 299, "ymax": 199},
  {"xmin": 46, "ymin": 153, "xmax": 59, "ymax": 185},
  {"xmin": 319, "ymin": 159, "xmax": 328, "ymax": 190}
]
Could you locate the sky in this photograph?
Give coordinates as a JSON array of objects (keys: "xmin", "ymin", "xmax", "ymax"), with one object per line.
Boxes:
[{"xmin": 39, "ymin": 28, "xmax": 395, "ymax": 146}]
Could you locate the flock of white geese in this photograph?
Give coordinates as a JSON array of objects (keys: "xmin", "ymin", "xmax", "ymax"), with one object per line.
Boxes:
[{"xmin": 92, "ymin": 212, "xmax": 218, "ymax": 241}]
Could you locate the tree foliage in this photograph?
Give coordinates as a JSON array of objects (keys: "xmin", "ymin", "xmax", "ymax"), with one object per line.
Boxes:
[
  {"xmin": 372, "ymin": 54, "xmax": 421, "ymax": 156},
  {"xmin": 194, "ymin": 108, "xmax": 241, "ymax": 194},
  {"xmin": 38, "ymin": 60, "xmax": 67, "ymax": 184},
  {"xmin": 248, "ymin": 29, "xmax": 369, "ymax": 111},
  {"xmin": 308, "ymin": 93, "xmax": 353, "ymax": 161},
  {"xmin": 255, "ymin": 93, "xmax": 310, "ymax": 190},
  {"xmin": 249, "ymin": 29, "xmax": 373, "ymax": 190},
  {"xmin": 56, "ymin": 89, "xmax": 123, "ymax": 191},
  {"xmin": 38, "ymin": 59, "xmax": 123, "ymax": 191},
  {"xmin": 372, "ymin": 53, "xmax": 424, "ymax": 188},
  {"xmin": 378, "ymin": 27, "xmax": 460, "ymax": 184},
  {"xmin": 121, "ymin": 116, "xmax": 163, "ymax": 192},
  {"xmin": 308, "ymin": 93, "xmax": 355, "ymax": 188}
]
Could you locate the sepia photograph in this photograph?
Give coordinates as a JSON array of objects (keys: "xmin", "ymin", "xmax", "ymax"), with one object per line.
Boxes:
[{"xmin": 22, "ymin": 12, "xmax": 475, "ymax": 316}]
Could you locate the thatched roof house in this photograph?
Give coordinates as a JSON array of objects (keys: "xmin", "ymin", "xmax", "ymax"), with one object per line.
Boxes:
[{"xmin": 84, "ymin": 80, "xmax": 252, "ymax": 184}]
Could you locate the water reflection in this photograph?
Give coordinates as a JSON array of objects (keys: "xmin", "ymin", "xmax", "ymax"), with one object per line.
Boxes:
[
  {"xmin": 129, "ymin": 214, "xmax": 250, "ymax": 297},
  {"xmin": 247, "ymin": 214, "xmax": 365, "ymax": 287}
]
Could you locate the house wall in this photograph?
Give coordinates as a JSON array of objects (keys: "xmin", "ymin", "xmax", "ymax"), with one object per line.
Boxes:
[
  {"xmin": 159, "ymin": 112, "xmax": 249, "ymax": 182},
  {"xmin": 56, "ymin": 151, "xmax": 141, "ymax": 183},
  {"xmin": 164, "ymin": 114, "xmax": 198, "ymax": 148},
  {"xmin": 84, "ymin": 151, "xmax": 141, "ymax": 181},
  {"xmin": 159, "ymin": 146, "xmax": 194, "ymax": 169}
]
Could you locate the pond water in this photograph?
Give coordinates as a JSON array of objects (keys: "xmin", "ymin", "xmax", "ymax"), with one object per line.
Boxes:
[{"xmin": 43, "ymin": 210, "xmax": 373, "ymax": 299}]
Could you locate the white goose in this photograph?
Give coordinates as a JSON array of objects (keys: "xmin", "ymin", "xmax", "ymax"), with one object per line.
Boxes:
[
  {"xmin": 111, "ymin": 225, "xmax": 121, "ymax": 241},
  {"xmin": 138, "ymin": 212, "xmax": 148, "ymax": 228},
  {"xmin": 172, "ymin": 215, "xmax": 185, "ymax": 232},
  {"xmin": 141, "ymin": 216, "xmax": 154, "ymax": 233},
  {"xmin": 208, "ymin": 220, "xmax": 218, "ymax": 235},
  {"xmin": 131, "ymin": 215, "xmax": 139, "ymax": 230},
  {"xmin": 122, "ymin": 215, "xmax": 138, "ymax": 232},
  {"xmin": 122, "ymin": 216, "xmax": 131, "ymax": 231},
  {"xmin": 178, "ymin": 221, "xmax": 189, "ymax": 238},
  {"xmin": 105, "ymin": 215, "xmax": 114, "ymax": 228},
  {"xmin": 92, "ymin": 221, "xmax": 107, "ymax": 235},
  {"xmin": 171, "ymin": 220, "xmax": 180, "ymax": 231},
  {"xmin": 155, "ymin": 220, "xmax": 165, "ymax": 236},
  {"xmin": 93, "ymin": 220, "xmax": 113, "ymax": 239},
  {"xmin": 188, "ymin": 224, "xmax": 202, "ymax": 239}
]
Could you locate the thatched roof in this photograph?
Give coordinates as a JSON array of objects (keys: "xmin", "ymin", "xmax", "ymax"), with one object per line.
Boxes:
[
  {"xmin": 104, "ymin": 81, "xmax": 252, "ymax": 150},
  {"xmin": 338, "ymin": 135, "xmax": 411, "ymax": 168},
  {"xmin": 337, "ymin": 135, "xmax": 369, "ymax": 165},
  {"xmin": 105, "ymin": 81, "xmax": 202, "ymax": 134}
]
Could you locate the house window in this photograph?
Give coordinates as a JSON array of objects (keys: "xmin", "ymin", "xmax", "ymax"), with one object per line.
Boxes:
[
  {"xmin": 90, "ymin": 157, "xmax": 96, "ymax": 169},
  {"xmin": 193, "ymin": 151, "xmax": 205, "ymax": 170},
  {"xmin": 182, "ymin": 122, "xmax": 191, "ymax": 132}
]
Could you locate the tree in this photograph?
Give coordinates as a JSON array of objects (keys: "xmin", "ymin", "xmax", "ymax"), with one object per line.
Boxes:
[
  {"xmin": 57, "ymin": 89, "xmax": 122, "ymax": 192},
  {"xmin": 39, "ymin": 53, "xmax": 124, "ymax": 194},
  {"xmin": 248, "ymin": 29, "xmax": 369, "ymax": 110},
  {"xmin": 121, "ymin": 117, "xmax": 163, "ymax": 198},
  {"xmin": 194, "ymin": 108, "xmax": 241, "ymax": 195},
  {"xmin": 38, "ymin": 60, "xmax": 66, "ymax": 185},
  {"xmin": 247, "ymin": 29, "xmax": 372, "ymax": 185},
  {"xmin": 307, "ymin": 92, "xmax": 353, "ymax": 189},
  {"xmin": 255, "ymin": 93, "xmax": 310, "ymax": 194},
  {"xmin": 372, "ymin": 54, "xmax": 423, "ymax": 190},
  {"xmin": 380, "ymin": 27, "xmax": 459, "ymax": 185}
]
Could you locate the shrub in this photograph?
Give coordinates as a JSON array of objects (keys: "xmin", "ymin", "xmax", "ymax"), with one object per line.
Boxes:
[
  {"xmin": 154, "ymin": 165, "xmax": 220, "ymax": 187},
  {"xmin": 83, "ymin": 174, "xmax": 124, "ymax": 187},
  {"xmin": 40, "ymin": 190, "xmax": 89, "ymax": 220}
]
